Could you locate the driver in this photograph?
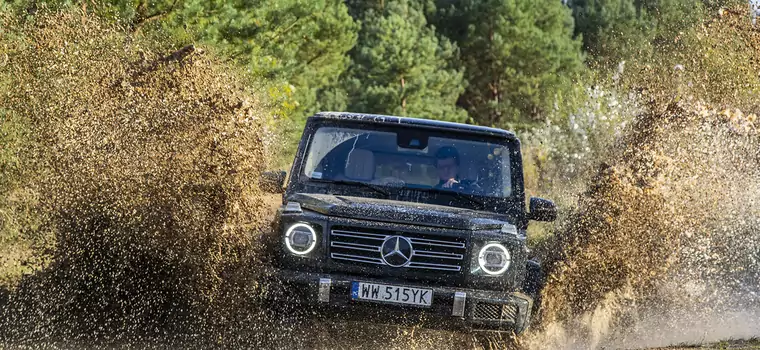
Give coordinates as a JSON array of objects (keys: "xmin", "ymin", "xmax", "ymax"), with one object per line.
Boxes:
[{"xmin": 434, "ymin": 146, "xmax": 477, "ymax": 191}]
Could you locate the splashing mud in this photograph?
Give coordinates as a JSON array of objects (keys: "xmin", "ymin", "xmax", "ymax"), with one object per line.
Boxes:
[
  {"xmin": 525, "ymin": 101, "xmax": 760, "ymax": 349},
  {"xmin": 520, "ymin": 7, "xmax": 760, "ymax": 348},
  {"xmin": 1, "ymin": 5, "xmax": 759, "ymax": 350},
  {"xmin": 0, "ymin": 8, "xmax": 280, "ymax": 345}
]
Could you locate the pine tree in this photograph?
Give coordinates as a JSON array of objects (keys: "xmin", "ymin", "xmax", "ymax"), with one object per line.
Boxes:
[
  {"xmin": 433, "ymin": 0, "xmax": 585, "ymax": 127},
  {"xmin": 341, "ymin": 0, "xmax": 468, "ymax": 122},
  {"xmin": 169, "ymin": 0, "xmax": 359, "ymax": 116}
]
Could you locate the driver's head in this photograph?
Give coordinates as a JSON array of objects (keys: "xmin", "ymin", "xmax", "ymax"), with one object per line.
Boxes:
[{"xmin": 435, "ymin": 146, "xmax": 460, "ymax": 181}]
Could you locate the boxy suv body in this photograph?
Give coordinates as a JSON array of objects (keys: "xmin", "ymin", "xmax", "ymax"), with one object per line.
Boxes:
[{"xmin": 263, "ymin": 112, "xmax": 556, "ymax": 333}]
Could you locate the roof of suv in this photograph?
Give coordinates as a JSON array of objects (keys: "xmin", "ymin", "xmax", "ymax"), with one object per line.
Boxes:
[{"xmin": 312, "ymin": 112, "xmax": 517, "ymax": 140}]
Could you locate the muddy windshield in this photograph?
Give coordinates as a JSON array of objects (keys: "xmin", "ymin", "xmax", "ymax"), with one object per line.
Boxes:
[{"xmin": 302, "ymin": 126, "xmax": 514, "ymax": 198}]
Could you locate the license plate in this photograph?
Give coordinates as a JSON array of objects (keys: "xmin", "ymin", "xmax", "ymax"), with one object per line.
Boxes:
[{"xmin": 351, "ymin": 282, "xmax": 433, "ymax": 307}]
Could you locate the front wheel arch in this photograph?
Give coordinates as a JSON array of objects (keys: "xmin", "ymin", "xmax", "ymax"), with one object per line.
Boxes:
[{"xmin": 520, "ymin": 259, "xmax": 545, "ymax": 330}]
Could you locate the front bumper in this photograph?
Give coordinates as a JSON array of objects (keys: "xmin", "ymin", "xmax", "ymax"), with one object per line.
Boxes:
[{"xmin": 266, "ymin": 268, "xmax": 533, "ymax": 333}]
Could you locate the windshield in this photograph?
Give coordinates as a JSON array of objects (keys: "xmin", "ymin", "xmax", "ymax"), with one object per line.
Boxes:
[{"xmin": 302, "ymin": 126, "xmax": 514, "ymax": 198}]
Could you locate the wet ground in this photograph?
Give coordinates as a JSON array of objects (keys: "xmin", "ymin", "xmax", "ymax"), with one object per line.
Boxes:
[{"xmin": 1, "ymin": 327, "xmax": 756, "ymax": 350}]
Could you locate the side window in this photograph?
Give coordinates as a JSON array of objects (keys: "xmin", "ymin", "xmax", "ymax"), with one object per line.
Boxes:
[{"xmin": 304, "ymin": 129, "xmax": 364, "ymax": 178}]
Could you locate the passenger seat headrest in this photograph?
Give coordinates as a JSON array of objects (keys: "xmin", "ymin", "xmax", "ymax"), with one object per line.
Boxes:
[{"xmin": 344, "ymin": 149, "xmax": 375, "ymax": 181}]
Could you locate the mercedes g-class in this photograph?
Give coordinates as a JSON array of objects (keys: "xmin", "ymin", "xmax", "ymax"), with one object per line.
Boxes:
[{"xmin": 261, "ymin": 112, "xmax": 557, "ymax": 333}]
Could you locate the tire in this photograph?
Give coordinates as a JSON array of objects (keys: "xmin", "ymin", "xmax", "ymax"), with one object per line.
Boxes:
[{"xmin": 521, "ymin": 260, "xmax": 545, "ymax": 327}]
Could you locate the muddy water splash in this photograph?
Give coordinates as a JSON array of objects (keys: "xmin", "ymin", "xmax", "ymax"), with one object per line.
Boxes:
[
  {"xmin": 525, "ymin": 100, "xmax": 760, "ymax": 349},
  {"xmin": 521, "ymin": 8, "xmax": 760, "ymax": 348},
  {"xmin": 0, "ymin": 8, "xmax": 280, "ymax": 344}
]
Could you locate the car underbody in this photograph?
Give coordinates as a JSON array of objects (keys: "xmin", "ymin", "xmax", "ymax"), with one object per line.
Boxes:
[{"xmin": 266, "ymin": 268, "xmax": 534, "ymax": 333}]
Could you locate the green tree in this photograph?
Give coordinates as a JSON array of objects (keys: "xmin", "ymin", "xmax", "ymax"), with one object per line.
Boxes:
[
  {"xmin": 341, "ymin": 0, "xmax": 468, "ymax": 121},
  {"xmin": 433, "ymin": 0, "xmax": 585, "ymax": 127},
  {"xmin": 570, "ymin": 0, "xmax": 653, "ymax": 67},
  {"xmin": 50, "ymin": 0, "xmax": 358, "ymax": 118},
  {"xmin": 167, "ymin": 0, "xmax": 359, "ymax": 117}
]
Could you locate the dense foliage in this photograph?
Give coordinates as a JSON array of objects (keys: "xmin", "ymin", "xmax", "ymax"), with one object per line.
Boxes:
[
  {"xmin": 432, "ymin": 0, "xmax": 585, "ymax": 127},
  {"xmin": 5, "ymin": 0, "xmax": 746, "ymax": 138},
  {"xmin": 6, "ymin": 1, "xmax": 749, "ymax": 123},
  {"xmin": 339, "ymin": 0, "xmax": 467, "ymax": 121}
]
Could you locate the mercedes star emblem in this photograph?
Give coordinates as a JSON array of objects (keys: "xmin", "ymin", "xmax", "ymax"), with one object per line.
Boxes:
[{"xmin": 380, "ymin": 236, "xmax": 413, "ymax": 267}]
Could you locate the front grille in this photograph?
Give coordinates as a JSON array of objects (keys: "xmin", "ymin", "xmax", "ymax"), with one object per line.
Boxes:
[
  {"xmin": 329, "ymin": 226, "xmax": 466, "ymax": 272},
  {"xmin": 473, "ymin": 302, "xmax": 519, "ymax": 322}
]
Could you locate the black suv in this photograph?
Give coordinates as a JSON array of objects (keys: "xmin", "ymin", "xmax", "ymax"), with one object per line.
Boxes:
[{"xmin": 261, "ymin": 112, "xmax": 556, "ymax": 333}]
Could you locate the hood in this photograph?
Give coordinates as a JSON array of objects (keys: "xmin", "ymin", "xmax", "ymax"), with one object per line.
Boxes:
[{"xmin": 289, "ymin": 193, "xmax": 513, "ymax": 231}]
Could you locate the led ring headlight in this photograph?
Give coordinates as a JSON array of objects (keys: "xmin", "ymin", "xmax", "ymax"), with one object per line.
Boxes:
[
  {"xmin": 478, "ymin": 243, "xmax": 511, "ymax": 275},
  {"xmin": 285, "ymin": 223, "xmax": 317, "ymax": 255}
]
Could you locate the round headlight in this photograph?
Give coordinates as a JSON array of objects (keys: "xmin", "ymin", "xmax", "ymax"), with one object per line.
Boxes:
[
  {"xmin": 477, "ymin": 243, "xmax": 511, "ymax": 275},
  {"xmin": 285, "ymin": 223, "xmax": 317, "ymax": 255}
]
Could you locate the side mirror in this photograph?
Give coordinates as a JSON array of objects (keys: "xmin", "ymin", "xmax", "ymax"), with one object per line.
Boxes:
[
  {"xmin": 528, "ymin": 197, "xmax": 557, "ymax": 222},
  {"xmin": 260, "ymin": 170, "xmax": 286, "ymax": 193}
]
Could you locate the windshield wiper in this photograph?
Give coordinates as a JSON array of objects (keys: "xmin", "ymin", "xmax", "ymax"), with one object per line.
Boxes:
[
  {"xmin": 422, "ymin": 187, "xmax": 486, "ymax": 208},
  {"xmin": 309, "ymin": 178, "xmax": 391, "ymax": 198}
]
